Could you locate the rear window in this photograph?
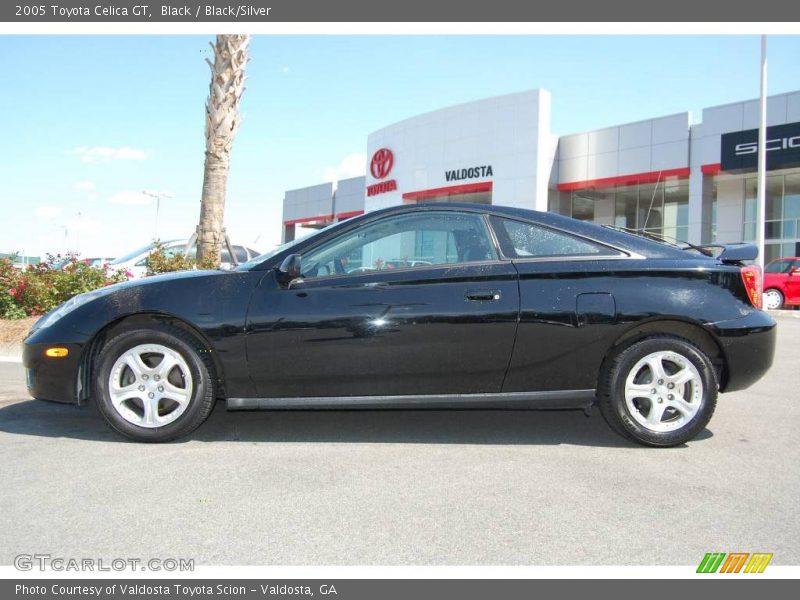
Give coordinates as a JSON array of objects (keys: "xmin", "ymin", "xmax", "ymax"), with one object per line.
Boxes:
[{"xmin": 491, "ymin": 216, "xmax": 620, "ymax": 258}]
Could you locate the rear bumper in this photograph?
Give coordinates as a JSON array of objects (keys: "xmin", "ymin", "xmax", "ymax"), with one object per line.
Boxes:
[
  {"xmin": 711, "ymin": 310, "xmax": 777, "ymax": 393},
  {"xmin": 22, "ymin": 341, "xmax": 83, "ymax": 403}
]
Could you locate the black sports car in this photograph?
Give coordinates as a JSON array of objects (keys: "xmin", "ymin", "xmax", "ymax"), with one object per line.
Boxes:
[{"xmin": 23, "ymin": 203, "xmax": 776, "ymax": 446}]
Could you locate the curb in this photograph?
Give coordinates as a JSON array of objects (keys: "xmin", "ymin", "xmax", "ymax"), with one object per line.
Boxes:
[{"xmin": 765, "ymin": 309, "xmax": 800, "ymax": 319}]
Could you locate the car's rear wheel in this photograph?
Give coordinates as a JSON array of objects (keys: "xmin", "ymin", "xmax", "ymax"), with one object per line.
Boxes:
[
  {"xmin": 93, "ymin": 325, "xmax": 215, "ymax": 442},
  {"xmin": 598, "ymin": 336, "xmax": 717, "ymax": 447},
  {"xmin": 763, "ymin": 288, "xmax": 784, "ymax": 310}
]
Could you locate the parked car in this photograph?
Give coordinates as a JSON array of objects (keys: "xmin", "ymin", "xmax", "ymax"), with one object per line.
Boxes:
[
  {"xmin": 82, "ymin": 257, "xmax": 116, "ymax": 268},
  {"xmin": 762, "ymin": 257, "xmax": 800, "ymax": 310},
  {"xmin": 23, "ymin": 203, "xmax": 776, "ymax": 446},
  {"xmin": 55, "ymin": 257, "xmax": 116, "ymax": 270},
  {"xmin": 108, "ymin": 239, "xmax": 261, "ymax": 278}
]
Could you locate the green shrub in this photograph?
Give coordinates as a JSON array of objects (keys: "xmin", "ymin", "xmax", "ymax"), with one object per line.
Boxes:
[
  {"xmin": 145, "ymin": 242, "xmax": 217, "ymax": 276},
  {"xmin": 145, "ymin": 243, "xmax": 196, "ymax": 275}
]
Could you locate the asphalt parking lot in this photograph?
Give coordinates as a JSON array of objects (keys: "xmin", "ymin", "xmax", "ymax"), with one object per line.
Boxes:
[{"xmin": 0, "ymin": 315, "xmax": 798, "ymax": 566}]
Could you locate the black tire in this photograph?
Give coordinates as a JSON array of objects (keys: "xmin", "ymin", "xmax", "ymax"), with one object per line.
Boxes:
[
  {"xmin": 598, "ymin": 335, "xmax": 718, "ymax": 447},
  {"xmin": 93, "ymin": 325, "xmax": 216, "ymax": 442}
]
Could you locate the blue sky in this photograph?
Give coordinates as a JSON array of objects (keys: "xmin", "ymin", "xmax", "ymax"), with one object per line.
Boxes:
[{"xmin": 2, "ymin": 34, "xmax": 799, "ymax": 258}]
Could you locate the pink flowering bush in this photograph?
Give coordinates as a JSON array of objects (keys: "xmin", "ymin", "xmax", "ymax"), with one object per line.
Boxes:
[{"xmin": 1, "ymin": 254, "xmax": 129, "ymax": 320}]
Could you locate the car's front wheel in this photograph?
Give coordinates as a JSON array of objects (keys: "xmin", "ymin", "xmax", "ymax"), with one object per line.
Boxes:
[
  {"xmin": 93, "ymin": 325, "xmax": 216, "ymax": 442},
  {"xmin": 763, "ymin": 288, "xmax": 784, "ymax": 310},
  {"xmin": 598, "ymin": 336, "xmax": 717, "ymax": 447}
]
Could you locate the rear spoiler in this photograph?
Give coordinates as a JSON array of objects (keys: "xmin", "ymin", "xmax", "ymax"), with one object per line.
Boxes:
[{"xmin": 700, "ymin": 243, "xmax": 759, "ymax": 264}]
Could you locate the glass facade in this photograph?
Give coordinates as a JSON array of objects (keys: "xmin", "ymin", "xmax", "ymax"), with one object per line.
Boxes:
[
  {"xmin": 569, "ymin": 179, "xmax": 690, "ymax": 242},
  {"xmin": 743, "ymin": 173, "xmax": 800, "ymax": 263}
]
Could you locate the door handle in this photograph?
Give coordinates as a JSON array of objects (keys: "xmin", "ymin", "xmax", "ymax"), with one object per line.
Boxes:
[{"xmin": 465, "ymin": 290, "xmax": 501, "ymax": 302}]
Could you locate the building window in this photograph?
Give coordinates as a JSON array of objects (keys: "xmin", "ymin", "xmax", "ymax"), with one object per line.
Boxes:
[
  {"xmin": 744, "ymin": 173, "xmax": 800, "ymax": 262},
  {"xmin": 570, "ymin": 178, "xmax": 689, "ymax": 242},
  {"xmin": 571, "ymin": 193, "xmax": 595, "ymax": 221}
]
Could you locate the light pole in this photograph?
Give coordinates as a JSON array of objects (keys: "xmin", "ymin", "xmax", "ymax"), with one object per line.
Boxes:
[
  {"xmin": 755, "ymin": 35, "xmax": 768, "ymax": 273},
  {"xmin": 57, "ymin": 225, "xmax": 68, "ymax": 256},
  {"xmin": 76, "ymin": 211, "xmax": 82, "ymax": 255},
  {"xmin": 143, "ymin": 190, "xmax": 175, "ymax": 240}
]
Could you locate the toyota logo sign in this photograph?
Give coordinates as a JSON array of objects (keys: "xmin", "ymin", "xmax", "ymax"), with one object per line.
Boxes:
[{"xmin": 370, "ymin": 148, "xmax": 394, "ymax": 179}]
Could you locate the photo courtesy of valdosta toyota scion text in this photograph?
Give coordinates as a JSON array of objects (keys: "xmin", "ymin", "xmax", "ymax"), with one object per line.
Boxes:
[{"xmin": 1, "ymin": 6, "xmax": 800, "ymax": 589}]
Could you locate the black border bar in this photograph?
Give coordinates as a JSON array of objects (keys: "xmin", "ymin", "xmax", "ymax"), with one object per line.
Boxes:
[{"xmin": 3, "ymin": 0, "xmax": 800, "ymax": 22}]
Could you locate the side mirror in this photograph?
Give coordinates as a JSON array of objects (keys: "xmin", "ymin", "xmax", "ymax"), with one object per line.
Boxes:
[
  {"xmin": 277, "ymin": 253, "xmax": 302, "ymax": 285},
  {"xmin": 790, "ymin": 267, "xmax": 800, "ymax": 276}
]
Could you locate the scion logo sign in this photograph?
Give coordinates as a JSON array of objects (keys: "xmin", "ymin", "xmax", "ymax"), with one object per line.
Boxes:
[
  {"xmin": 721, "ymin": 121, "xmax": 800, "ymax": 172},
  {"xmin": 368, "ymin": 148, "xmax": 398, "ymax": 197},
  {"xmin": 445, "ymin": 165, "xmax": 493, "ymax": 182},
  {"xmin": 370, "ymin": 148, "xmax": 394, "ymax": 179}
]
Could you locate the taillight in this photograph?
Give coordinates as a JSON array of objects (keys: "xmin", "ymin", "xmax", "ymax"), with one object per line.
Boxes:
[{"xmin": 740, "ymin": 265, "xmax": 763, "ymax": 309}]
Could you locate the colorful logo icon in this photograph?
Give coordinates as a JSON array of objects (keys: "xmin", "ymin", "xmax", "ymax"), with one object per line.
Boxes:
[
  {"xmin": 370, "ymin": 148, "xmax": 394, "ymax": 179},
  {"xmin": 697, "ymin": 552, "xmax": 773, "ymax": 573}
]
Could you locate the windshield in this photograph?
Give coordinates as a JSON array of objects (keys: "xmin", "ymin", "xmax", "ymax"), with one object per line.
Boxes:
[
  {"xmin": 109, "ymin": 240, "xmax": 184, "ymax": 265},
  {"xmin": 109, "ymin": 243, "xmax": 156, "ymax": 265},
  {"xmin": 237, "ymin": 224, "xmax": 338, "ymax": 270}
]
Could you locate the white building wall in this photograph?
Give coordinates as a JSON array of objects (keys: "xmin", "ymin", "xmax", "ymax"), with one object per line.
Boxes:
[
  {"xmin": 283, "ymin": 182, "xmax": 333, "ymax": 223},
  {"xmin": 365, "ymin": 89, "xmax": 552, "ymax": 212},
  {"xmin": 715, "ymin": 178, "xmax": 746, "ymax": 244},
  {"xmin": 333, "ymin": 176, "xmax": 366, "ymax": 217},
  {"xmin": 558, "ymin": 112, "xmax": 690, "ymax": 185}
]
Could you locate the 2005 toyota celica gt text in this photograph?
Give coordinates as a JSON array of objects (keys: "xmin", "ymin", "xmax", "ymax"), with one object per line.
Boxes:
[{"xmin": 23, "ymin": 203, "xmax": 776, "ymax": 446}]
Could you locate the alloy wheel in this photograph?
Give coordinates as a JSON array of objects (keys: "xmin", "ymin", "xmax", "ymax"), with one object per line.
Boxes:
[
  {"xmin": 107, "ymin": 344, "xmax": 194, "ymax": 428},
  {"xmin": 623, "ymin": 350, "xmax": 703, "ymax": 433}
]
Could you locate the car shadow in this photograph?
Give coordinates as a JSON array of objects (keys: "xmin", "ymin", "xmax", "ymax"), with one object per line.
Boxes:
[{"xmin": 0, "ymin": 399, "xmax": 713, "ymax": 448}]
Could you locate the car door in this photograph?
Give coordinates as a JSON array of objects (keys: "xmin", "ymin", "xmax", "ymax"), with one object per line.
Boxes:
[
  {"xmin": 786, "ymin": 259, "xmax": 800, "ymax": 303},
  {"xmin": 245, "ymin": 210, "xmax": 519, "ymax": 398},
  {"xmin": 764, "ymin": 258, "xmax": 794, "ymax": 299}
]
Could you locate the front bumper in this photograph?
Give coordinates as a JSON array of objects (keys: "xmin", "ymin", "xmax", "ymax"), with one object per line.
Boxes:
[
  {"xmin": 22, "ymin": 341, "xmax": 84, "ymax": 403},
  {"xmin": 711, "ymin": 310, "xmax": 777, "ymax": 393}
]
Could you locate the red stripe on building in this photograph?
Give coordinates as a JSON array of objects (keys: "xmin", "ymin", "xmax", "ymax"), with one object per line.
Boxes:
[
  {"xmin": 284, "ymin": 214, "xmax": 334, "ymax": 226},
  {"xmin": 336, "ymin": 210, "xmax": 365, "ymax": 220},
  {"xmin": 556, "ymin": 167, "xmax": 691, "ymax": 192},
  {"xmin": 701, "ymin": 163, "xmax": 723, "ymax": 175},
  {"xmin": 402, "ymin": 181, "xmax": 493, "ymax": 201}
]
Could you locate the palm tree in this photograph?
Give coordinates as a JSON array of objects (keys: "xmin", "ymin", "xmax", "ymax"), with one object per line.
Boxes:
[{"xmin": 196, "ymin": 34, "xmax": 250, "ymax": 266}]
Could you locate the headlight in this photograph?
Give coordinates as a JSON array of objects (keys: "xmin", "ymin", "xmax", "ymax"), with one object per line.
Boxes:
[{"xmin": 34, "ymin": 287, "xmax": 112, "ymax": 329}]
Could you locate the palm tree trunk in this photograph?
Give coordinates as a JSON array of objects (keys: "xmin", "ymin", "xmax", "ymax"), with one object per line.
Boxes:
[{"xmin": 197, "ymin": 34, "xmax": 250, "ymax": 266}]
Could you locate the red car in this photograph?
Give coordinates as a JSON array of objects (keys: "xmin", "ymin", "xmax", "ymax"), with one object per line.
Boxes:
[{"xmin": 763, "ymin": 257, "xmax": 800, "ymax": 309}]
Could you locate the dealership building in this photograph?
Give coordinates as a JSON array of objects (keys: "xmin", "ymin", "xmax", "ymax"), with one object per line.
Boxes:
[{"xmin": 282, "ymin": 88, "xmax": 800, "ymax": 263}]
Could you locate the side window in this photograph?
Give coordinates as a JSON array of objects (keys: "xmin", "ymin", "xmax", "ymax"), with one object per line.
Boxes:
[
  {"xmin": 766, "ymin": 259, "xmax": 792, "ymax": 274},
  {"xmin": 490, "ymin": 216, "xmax": 620, "ymax": 258},
  {"xmin": 300, "ymin": 212, "xmax": 497, "ymax": 280}
]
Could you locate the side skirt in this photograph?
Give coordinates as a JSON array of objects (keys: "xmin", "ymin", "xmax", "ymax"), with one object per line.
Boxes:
[{"xmin": 226, "ymin": 390, "xmax": 596, "ymax": 411}]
